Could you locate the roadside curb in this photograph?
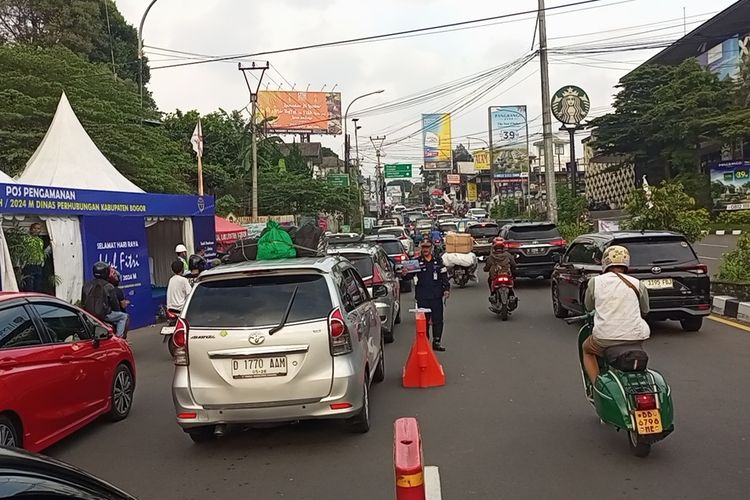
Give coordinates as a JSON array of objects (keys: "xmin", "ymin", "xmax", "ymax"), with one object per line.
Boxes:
[
  {"xmin": 702, "ymin": 230, "xmax": 743, "ymax": 235},
  {"xmin": 711, "ymin": 295, "xmax": 750, "ymax": 322}
]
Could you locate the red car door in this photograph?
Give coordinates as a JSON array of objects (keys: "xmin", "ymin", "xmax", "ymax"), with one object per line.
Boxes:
[
  {"xmin": 0, "ymin": 302, "xmax": 76, "ymax": 451},
  {"xmin": 31, "ymin": 303, "xmax": 111, "ymax": 426}
]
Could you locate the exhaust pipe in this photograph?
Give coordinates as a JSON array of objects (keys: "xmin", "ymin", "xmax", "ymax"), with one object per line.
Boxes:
[{"xmin": 213, "ymin": 424, "xmax": 227, "ymax": 438}]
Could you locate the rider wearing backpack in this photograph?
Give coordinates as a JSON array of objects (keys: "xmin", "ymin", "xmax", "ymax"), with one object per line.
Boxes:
[{"xmin": 81, "ymin": 261, "xmax": 129, "ymax": 337}]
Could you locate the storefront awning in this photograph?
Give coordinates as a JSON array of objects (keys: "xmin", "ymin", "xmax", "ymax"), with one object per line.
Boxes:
[{"xmin": 215, "ymin": 216, "xmax": 247, "ymax": 248}]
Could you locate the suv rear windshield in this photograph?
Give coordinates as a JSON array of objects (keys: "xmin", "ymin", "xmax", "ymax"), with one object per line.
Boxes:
[
  {"xmin": 372, "ymin": 240, "xmax": 403, "ymax": 255},
  {"xmin": 186, "ymin": 274, "xmax": 332, "ymax": 328},
  {"xmin": 468, "ymin": 224, "xmax": 499, "ymax": 238},
  {"xmin": 616, "ymin": 238, "xmax": 698, "ymax": 267},
  {"xmin": 340, "ymin": 253, "xmax": 374, "ymax": 278},
  {"xmin": 506, "ymin": 224, "xmax": 560, "ymax": 240}
]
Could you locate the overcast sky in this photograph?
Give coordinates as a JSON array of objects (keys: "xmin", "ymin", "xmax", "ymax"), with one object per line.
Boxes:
[{"xmin": 117, "ymin": 0, "xmax": 736, "ymax": 176}]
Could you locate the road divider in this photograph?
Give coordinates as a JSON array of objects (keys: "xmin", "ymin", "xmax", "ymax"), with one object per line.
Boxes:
[
  {"xmin": 394, "ymin": 417, "xmax": 442, "ymax": 500},
  {"xmin": 403, "ymin": 309, "xmax": 445, "ymax": 388}
]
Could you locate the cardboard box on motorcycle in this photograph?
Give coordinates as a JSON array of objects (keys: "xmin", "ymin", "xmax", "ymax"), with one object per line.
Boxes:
[{"xmin": 445, "ymin": 232, "xmax": 473, "ymax": 253}]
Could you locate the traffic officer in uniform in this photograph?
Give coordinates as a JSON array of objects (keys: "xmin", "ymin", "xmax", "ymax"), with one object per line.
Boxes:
[{"xmin": 414, "ymin": 239, "xmax": 450, "ymax": 351}]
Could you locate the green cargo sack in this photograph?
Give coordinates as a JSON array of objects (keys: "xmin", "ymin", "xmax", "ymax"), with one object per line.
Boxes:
[{"xmin": 256, "ymin": 221, "xmax": 296, "ymax": 260}]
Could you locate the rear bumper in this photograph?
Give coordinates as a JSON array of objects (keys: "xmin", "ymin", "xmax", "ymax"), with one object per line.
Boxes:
[
  {"xmin": 647, "ymin": 306, "xmax": 710, "ymax": 320},
  {"xmin": 515, "ymin": 262, "xmax": 555, "ymax": 277},
  {"xmin": 474, "ymin": 244, "xmax": 492, "ymax": 256},
  {"xmin": 172, "ymin": 361, "xmax": 365, "ymax": 429}
]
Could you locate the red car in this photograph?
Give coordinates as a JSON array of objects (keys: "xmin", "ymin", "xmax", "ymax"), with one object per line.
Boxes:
[{"xmin": 0, "ymin": 293, "xmax": 135, "ymax": 452}]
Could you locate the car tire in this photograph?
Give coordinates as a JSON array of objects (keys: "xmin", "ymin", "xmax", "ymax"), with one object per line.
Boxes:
[
  {"xmin": 108, "ymin": 364, "xmax": 134, "ymax": 422},
  {"xmin": 680, "ymin": 317, "xmax": 703, "ymax": 332},
  {"xmin": 552, "ymin": 283, "xmax": 569, "ymax": 319},
  {"xmin": 373, "ymin": 338, "xmax": 385, "ymax": 384},
  {"xmin": 187, "ymin": 426, "xmax": 216, "ymax": 443},
  {"xmin": 0, "ymin": 414, "xmax": 21, "ymax": 448},
  {"xmin": 347, "ymin": 376, "xmax": 371, "ymax": 433}
]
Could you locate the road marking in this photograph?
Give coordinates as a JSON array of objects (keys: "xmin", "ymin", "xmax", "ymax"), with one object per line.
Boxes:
[
  {"xmin": 696, "ymin": 243, "xmax": 729, "ymax": 248},
  {"xmin": 707, "ymin": 315, "xmax": 750, "ymax": 333},
  {"xmin": 698, "ymin": 256, "xmax": 718, "ymax": 260},
  {"xmin": 424, "ymin": 466, "xmax": 442, "ymax": 500}
]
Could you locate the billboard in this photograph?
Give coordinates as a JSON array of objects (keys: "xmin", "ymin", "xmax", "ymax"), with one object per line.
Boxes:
[
  {"xmin": 258, "ymin": 91, "xmax": 342, "ymax": 135},
  {"xmin": 697, "ymin": 35, "xmax": 745, "ymax": 80},
  {"xmin": 467, "ymin": 182, "xmax": 477, "ymax": 202},
  {"xmin": 422, "ymin": 113, "xmax": 452, "ymax": 170},
  {"xmin": 488, "ymin": 106, "xmax": 529, "ymax": 173},
  {"xmin": 457, "ymin": 161, "xmax": 476, "ymax": 174},
  {"xmin": 447, "ymin": 174, "xmax": 461, "ymax": 185},
  {"xmin": 473, "ymin": 149, "xmax": 490, "ymax": 171},
  {"xmin": 710, "ymin": 161, "xmax": 750, "ymax": 210}
]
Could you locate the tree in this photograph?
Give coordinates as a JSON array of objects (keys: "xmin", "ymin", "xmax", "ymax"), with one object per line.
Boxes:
[
  {"xmin": 452, "ymin": 143, "xmax": 473, "ymax": 165},
  {"xmin": 0, "ymin": 45, "xmax": 189, "ymax": 192}
]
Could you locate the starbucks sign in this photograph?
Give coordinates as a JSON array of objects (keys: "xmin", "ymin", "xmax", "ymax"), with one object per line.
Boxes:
[{"xmin": 551, "ymin": 85, "xmax": 590, "ymax": 125}]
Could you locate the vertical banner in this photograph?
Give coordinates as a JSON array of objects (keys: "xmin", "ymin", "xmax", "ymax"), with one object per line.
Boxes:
[
  {"xmin": 488, "ymin": 106, "xmax": 529, "ymax": 174},
  {"xmin": 80, "ymin": 216, "xmax": 153, "ymax": 329},
  {"xmin": 422, "ymin": 113, "xmax": 452, "ymax": 170},
  {"xmin": 467, "ymin": 183, "xmax": 478, "ymax": 202},
  {"xmin": 192, "ymin": 216, "xmax": 217, "ymax": 258}
]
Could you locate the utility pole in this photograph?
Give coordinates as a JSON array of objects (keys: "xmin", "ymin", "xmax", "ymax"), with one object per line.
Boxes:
[
  {"xmin": 138, "ymin": 0, "xmax": 160, "ymax": 108},
  {"xmin": 239, "ymin": 62, "xmax": 270, "ymax": 219},
  {"xmin": 371, "ymin": 136, "xmax": 386, "ymax": 218},
  {"xmin": 538, "ymin": 0, "xmax": 558, "ymax": 223}
]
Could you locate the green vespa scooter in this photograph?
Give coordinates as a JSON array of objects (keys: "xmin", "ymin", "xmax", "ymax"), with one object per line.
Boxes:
[{"xmin": 567, "ymin": 314, "xmax": 674, "ymax": 457}]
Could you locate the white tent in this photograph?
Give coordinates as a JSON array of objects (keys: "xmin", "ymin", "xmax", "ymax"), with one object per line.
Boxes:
[
  {"xmin": 18, "ymin": 92, "xmax": 144, "ymax": 193},
  {"xmin": 0, "ymin": 171, "xmax": 18, "ymax": 292},
  {"xmin": 0, "ymin": 169, "xmax": 14, "ymax": 184}
]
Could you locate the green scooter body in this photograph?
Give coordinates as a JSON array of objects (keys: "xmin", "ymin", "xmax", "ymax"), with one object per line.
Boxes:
[{"xmin": 577, "ymin": 321, "xmax": 674, "ymax": 439}]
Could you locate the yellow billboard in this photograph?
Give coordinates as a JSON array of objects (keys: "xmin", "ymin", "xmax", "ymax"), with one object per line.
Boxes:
[
  {"xmin": 467, "ymin": 182, "xmax": 478, "ymax": 202},
  {"xmin": 473, "ymin": 149, "xmax": 490, "ymax": 171}
]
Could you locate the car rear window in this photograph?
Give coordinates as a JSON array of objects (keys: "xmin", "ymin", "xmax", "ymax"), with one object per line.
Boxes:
[
  {"xmin": 616, "ymin": 238, "xmax": 698, "ymax": 267},
  {"xmin": 373, "ymin": 241, "xmax": 404, "ymax": 254},
  {"xmin": 439, "ymin": 224, "xmax": 458, "ymax": 232},
  {"xmin": 506, "ymin": 224, "xmax": 560, "ymax": 240},
  {"xmin": 379, "ymin": 229, "xmax": 403, "ymax": 238},
  {"xmin": 340, "ymin": 254, "xmax": 374, "ymax": 278},
  {"xmin": 186, "ymin": 274, "xmax": 333, "ymax": 328},
  {"xmin": 468, "ymin": 224, "xmax": 499, "ymax": 238}
]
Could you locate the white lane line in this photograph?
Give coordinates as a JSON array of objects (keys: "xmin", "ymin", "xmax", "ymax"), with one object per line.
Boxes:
[
  {"xmin": 425, "ymin": 466, "xmax": 442, "ymax": 500},
  {"xmin": 696, "ymin": 243, "xmax": 729, "ymax": 248},
  {"xmin": 699, "ymin": 256, "xmax": 719, "ymax": 260}
]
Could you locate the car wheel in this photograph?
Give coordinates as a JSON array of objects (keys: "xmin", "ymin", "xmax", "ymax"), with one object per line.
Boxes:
[
  {"xmin": 552, "ymin": 283, "xmax": 569, "ymax": 319},
  {"xmin": 108, "ymin": 364, "xmax": 134, "ymax": 422},
  {"xmin": 347, "ymin": 376, "xmax": 371, "ymax": 433},
  {"xmin": 0, "ymin": 415, "xmax": 20, "ymax": 448},
  {"xmin": 373, "ymin": 338, "xmax": 385, "ymax": 384},
  {"xmin": 680, "ymin": 317, "xmax": 703, "ymax": 332},
  {"xmin": 187, "ymin": 426, "xmax": 216, "ymax": 443}
]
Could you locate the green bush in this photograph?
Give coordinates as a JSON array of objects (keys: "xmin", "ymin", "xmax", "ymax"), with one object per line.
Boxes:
[
  {"xmin": 717, "ymin": 210, "xmax": 750, "ymax": 226},
  {"xmin": 491, "ymin": 198, "xmax": 520, "ymax": 220},
  {"xmin": 623, "ymin": 180, "xmax": 710, "ymax": 243},
  {"xmin": 556, "ymin": 183, "xmax": 587, "ymax": 225},
  {"xmin": 558, "ymin": 222, "xmax": 591, "ymax": 242},
  {"xmin": 718, "ymin": 234, "xmax": 750, "ymax": 282}
]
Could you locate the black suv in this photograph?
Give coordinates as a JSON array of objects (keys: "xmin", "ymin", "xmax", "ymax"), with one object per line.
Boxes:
[
  {"xmin": 498, "ymin": 222, "xmax": 566, "ymax": 278},
  {"xmin": 550, "ymin": 231, "xmax": 710, "ymax": 331},
  {"xmin": 467, "ymin": 222, "xmax": 500, "ymax": 257}
]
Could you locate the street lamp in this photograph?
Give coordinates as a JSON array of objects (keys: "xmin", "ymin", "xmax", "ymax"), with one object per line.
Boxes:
[
  {"xmin": 138, "ymin": 0, "xmax": 160, "ymax": 107},
  {"xmin": 343, "ymin": 89, "xmax": 384, "ymax": 173}
]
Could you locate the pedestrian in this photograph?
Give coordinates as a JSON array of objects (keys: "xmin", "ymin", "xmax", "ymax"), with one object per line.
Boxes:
[
  {"xmin": 175, "ymin": 244, "xmax": 189, "ymax": 274},
  {"xmin": 413, "ymin": 239, "xmax": 450, "ymax": 351},
  {"xmin": 81, "ymin": 262, "xmax": 128, "ymax": 337},
  {"xmin": 167, "ymin": 259, "xmax": 192, "ymax": 313},
  {"xmin": 21, "ymin": 222, "xmax": 50, "ymax": 292}
]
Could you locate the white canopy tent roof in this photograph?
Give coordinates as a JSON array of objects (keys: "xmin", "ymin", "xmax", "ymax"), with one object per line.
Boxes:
[
  {"xmin": 0, "ymin": 170, "xmax": 15, "ymax": 183},
  {"xmin": 17, "ymin": 92, "xmax": 144, "ymax": 193}
]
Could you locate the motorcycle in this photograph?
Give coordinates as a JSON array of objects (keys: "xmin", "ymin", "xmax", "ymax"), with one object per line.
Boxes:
[
  {"xmin": 161, "ymin": 309, "xmax": 180, "ymax": 357},
  {"xmin": 450, "ymin": 265, "xmax": 472, "ymax": 288},
  {"xmin": 566, "ymin": 313, "xmax": 674, "ymax": 457},
  {"xmin": 489, "ymin": 273, "xmax": 518, "ymax": 320}
]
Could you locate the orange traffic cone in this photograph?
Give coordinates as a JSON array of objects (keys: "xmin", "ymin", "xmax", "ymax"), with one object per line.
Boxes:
[{"xmin": 402, "ymin": 309, "xmax": 446, "ymax": 388}]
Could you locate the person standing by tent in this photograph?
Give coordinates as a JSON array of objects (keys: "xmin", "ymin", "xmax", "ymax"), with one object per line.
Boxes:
[
  {"xmin": 175, "ymin": 244, "xmax": 189, "ymax": 274},
  {"xmin": 22, "ymin": 223, "xmax": 51, "ymax": 293}
]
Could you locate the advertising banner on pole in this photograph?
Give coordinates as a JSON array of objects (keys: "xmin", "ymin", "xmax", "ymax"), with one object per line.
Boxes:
[
  {"xmin": 457, "ymin": 161, "xmax": 476, "ymax": 174},
  {"xmin": 488, "ymin": 106, "xmax": 529, "ymax": 174},
  {"xmin": 467, "ymin": 183, "xmax": 478, "ymax": 202},
  {"xmin": 710, "ymin": 160, "xmax": 750, "ymax": 210},
  {"xmin": 473, "ymin": 149, "xmax": 490, "ymax": 170},
  {"xmin": 258, "ymin": 91, "xmax": 342, "ymax": 135},
  {"xmin": 447, "ymin": 174, "xmax": 461, "ymax": 185},
  {"xmin": 80, "ymin": 216, "xmax": 152, "ymax": 329},
  {"xmin": 422, "ymin": 113, "xmax": 452, "ymax": 170}
]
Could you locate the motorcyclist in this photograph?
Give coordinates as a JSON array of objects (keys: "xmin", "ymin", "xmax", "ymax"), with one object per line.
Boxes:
[
  {"xmin": 484, "ymin": 239, "xmax": 516, "ymax": 287},
  {"xmin": 582, "ymin": 245, "xmax": 650, "ymax": 385},
  {"xmin": 187, "ymin": 254, "xmax": 207, "ymax": 284}
]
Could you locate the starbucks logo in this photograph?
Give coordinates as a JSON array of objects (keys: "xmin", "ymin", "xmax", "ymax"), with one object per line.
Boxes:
[{"xmin": 551, "ymin": 86, "xmax": 590, "ymax": 125}]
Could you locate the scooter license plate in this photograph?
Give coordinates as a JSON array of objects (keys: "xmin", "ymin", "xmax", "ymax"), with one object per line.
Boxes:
[
  {"xmin": 161, "ymin": 326, "xmax": 175, "ymax": 336},
  {"xmin": 634, "ymin": 409, "xmax": 662, "ymax": 435}
]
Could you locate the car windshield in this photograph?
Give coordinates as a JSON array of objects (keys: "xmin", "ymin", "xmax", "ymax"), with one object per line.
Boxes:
[
  {"xmin": 373, "ymin": 240, "xmax": 403, "ymax": 255},
  {"xmin": 468, "ymin": 225, "xmax": 499, "ymax": 238},
  {"xmin": 379, "ymin": 228, "xmax": 403, "ymax": 238},
  {"xmin": 439, "ymin": 224, "xmax": 458, "ymax": 232},
  {"xmin": 186, "ymin": 274, "xmax": 332, "ymax": 328},
  {"xmin": 506, "ymin": 225, "xmax": 560, "ymax": 240},
  {"xmin": 618, "ymin": 238, "xmax": 698, "ymax": 267},
  {"xmin": 339, "ymin": 254, "xmax": 374, "ymax": 278}
]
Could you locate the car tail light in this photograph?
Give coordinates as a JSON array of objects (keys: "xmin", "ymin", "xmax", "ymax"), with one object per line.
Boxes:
[
  {"xmin": 330, "ymin": 402, "xmax": 352, "ymax": 410},
  {"xmin": 680, "ymin": 264, "xmax": 708, "ymax": 275},
  {"xmin": 173, "ymin": 318, "xmax": 189, "ymax": 366},
  {"xmin": 177, "ymin": 412, "xmax": 197, "ymax": 419},
  {"xmin": 550, "ymin": 238, "xmax": 567, "ymax": 247},
  {"xmin": 328, "ymin": 308, "xmax": 352, "ymax": 356},
  {"xmin": 399, "ymin": 235, "xmax": 408, "ymax": 240},
  {"xmin": 505, "ymin": 241, "xmax": 522, "ymax": 249},
  {"xmin": 634, "ymin": 393, "xmax": 657, "ymax": 411},
  {"xmin": 694, "ymin": 304, "xmax": 710, "ymax": 310},
  {"xmin": 393, "ymin": 254, "xmax": 405, "ymax": 262}
]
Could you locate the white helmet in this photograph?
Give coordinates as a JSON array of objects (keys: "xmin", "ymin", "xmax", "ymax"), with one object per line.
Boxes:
[
  {"xmin": 175, "ymin": 244, "xmax": 188, "ymax": 254},
  {"xmin": 602, "ymin": 245, "xmax": 630, "ymax": 272}
]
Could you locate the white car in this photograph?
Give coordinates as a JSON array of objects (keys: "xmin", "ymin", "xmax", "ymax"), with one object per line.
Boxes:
[
  {"xmin": 378, "ymin": 226, "xmax": 415, "ymax": 256},
  {"xmin": 468, "ymin": 208, "xmax": 488, "ymax": 220},
  {"xmin": 171, "ymin": 257, "xmax": 384, "ymax": 442}
]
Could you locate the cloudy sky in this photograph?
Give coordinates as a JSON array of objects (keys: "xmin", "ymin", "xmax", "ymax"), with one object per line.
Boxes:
[{"xmin": 117, "ymin": 0, "xmax": 736, "ymax": 176}]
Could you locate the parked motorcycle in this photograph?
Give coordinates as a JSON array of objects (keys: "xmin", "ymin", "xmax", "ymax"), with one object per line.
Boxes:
[
  {"xmin": 162, "ymin": 309, "xmax": 180, "ymax": 357},
  {"xmin": 489, "ymin": 273, "xmax": 518, "ymax": 320},
  {"xmin": 566, "ymin": 313, "xmax": 674, "ymax": 457}
]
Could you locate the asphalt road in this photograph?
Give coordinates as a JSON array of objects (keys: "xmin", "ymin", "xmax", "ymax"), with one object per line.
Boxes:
[
  {"xmin": 695, "ymin": 234, "xmax": 738, "ymax": 275},
  {"xmin": 46, "ymin": 272, "xmax": 750, "ymax": 499}
]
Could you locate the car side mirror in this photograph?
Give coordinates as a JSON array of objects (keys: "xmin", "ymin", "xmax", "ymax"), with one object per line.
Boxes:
[
  {"xmin": 93, "ymin": 324, "xmax": 111, "ymax": 347},
  {"xmin": 372, "ymin": 284, "xmax": 389, "ymax": 298},
  {"xmin": 551, "ymin": 254, "xmax": 562, "ymax": 263}
]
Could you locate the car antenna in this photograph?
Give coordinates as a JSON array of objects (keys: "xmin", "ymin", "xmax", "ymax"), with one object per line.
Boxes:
[{"xmin": 269, "ymin": 286, "xmax": 299, "ymax": 335}]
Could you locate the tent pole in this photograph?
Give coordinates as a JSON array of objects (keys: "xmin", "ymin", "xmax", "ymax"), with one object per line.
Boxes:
[{"xmin": 197, "ymin": 155, "xmax": 204, "ymax": 196}]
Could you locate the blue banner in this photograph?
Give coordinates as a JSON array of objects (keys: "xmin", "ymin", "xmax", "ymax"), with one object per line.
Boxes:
[
  {"xmin": 0, "ymin": 183, "xmax": 213, "ymax": 217},
  {"xmin": 80, "ymin": 216, "xmax": 153, "ymax": 329},
  {"xmin": 192, "ymin": 216, "xmax": 217, "ymax": 259}
]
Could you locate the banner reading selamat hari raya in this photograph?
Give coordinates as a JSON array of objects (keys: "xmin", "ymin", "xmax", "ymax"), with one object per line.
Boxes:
[{"xmin": 422, "ymin": 113, "xmax": 452, "ymax": 170}]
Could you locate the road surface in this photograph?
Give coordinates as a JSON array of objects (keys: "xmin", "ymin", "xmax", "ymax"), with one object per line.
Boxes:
[
  {"xmin": 46, "ymin": 271, "xmax": 750, "ymax": 499},
  {"xmin": 695, "ymin": 234, "xmax": 738, "ymax": 275}
]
